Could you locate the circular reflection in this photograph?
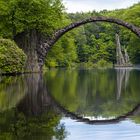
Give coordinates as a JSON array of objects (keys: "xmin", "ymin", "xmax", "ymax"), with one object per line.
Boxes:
[
  {"xmin": 45, "ymin": 68, "xmax": 140, "ymax": 124},
  {"xmin": 48, "ymin": 92, "xmax": 140, "ymax": 125}
]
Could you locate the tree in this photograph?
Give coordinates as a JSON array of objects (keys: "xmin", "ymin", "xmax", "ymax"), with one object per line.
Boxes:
[
  {"xmin": 0, "ymin": 0, "xmax": 64, "ymax": 38},
  {"xmin": 45, "ymin": 15, "xmax": 78, "ymax": 68},
  {"xmin": 128, "ymin": 35, "xmax": 140, "ymax": 64},
  {"xmin": 0, "ymin": 0, "xmax": 64, "ymax": 72}
]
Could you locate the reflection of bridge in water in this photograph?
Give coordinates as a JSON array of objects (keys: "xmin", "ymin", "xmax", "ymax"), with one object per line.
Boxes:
[
  {"xmin": 16, "ymin": 74, "xmax": 140, "ymax": 125},
  {"xmin": 48, "ymin": 92, "xmax": 140, "ymax": 125}
]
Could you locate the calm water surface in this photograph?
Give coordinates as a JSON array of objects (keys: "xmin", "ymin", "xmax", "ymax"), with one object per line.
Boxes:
[{"xmin": 0, "ymin": 68, "xmax": 140, "ymax": 140}]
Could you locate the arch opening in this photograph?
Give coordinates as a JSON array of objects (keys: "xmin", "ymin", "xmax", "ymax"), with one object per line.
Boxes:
[
  {"xmin": 36, "ymin": 17, "xmax": 140, "ymax": 71},
  {"xmin": 47, "ymin": 17, "xmax": 140, "ymax": 48}
]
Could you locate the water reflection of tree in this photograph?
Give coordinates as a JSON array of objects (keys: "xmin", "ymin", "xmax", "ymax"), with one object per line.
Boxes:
[
  {"xmin": 48, "ymin": 93, "xmax": 140, "ymax": 125},
  {"xmin": 1, "ymin": 70, "xmax": 140, "ymax": 137},
  {"xmin": 0, "ymin": 76, "xmax": 27, "ymax": 112},
  {"xmin": 45, "ymin": 69, "xmax": 140, "ymax": 119},
  {"xmin": 0, "ymin": 74, "xmax": 67, "ymax": 140}
]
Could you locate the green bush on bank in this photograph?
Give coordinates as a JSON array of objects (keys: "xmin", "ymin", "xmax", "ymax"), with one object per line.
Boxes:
[
  {"xmin": 0, "ymin": 39, "xmax": 27, "ymax": 73},
  {"xmin": 96, "ymin": 59, "xmax": 113, "ymax": 68},
  {"xmin": 77, "ymin": 60, "xmax": 113, "ymax": 69}
]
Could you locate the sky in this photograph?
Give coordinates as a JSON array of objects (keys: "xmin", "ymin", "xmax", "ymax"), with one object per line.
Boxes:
[
  {"xmin": 61, "ymin": 118, "xmax": 140, "ymax": 140},
  {"xmin": 63, "ymin": 0, "xmax": 140, "ymax": 13}
]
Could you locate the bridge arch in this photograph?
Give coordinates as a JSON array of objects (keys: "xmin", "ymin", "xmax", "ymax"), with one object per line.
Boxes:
[
  {"xmin": 45, "ymin": 16, "xmax": 140, "ymax": 48},
  {"xmin": 38, "ymin": 17, "xmax": 140, "ymax": 71}
]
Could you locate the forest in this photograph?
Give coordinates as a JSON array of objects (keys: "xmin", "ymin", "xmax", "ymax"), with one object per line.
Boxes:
[{"xmin": 0, "ymin": 0, "xmax": 140, "ymax": 73}]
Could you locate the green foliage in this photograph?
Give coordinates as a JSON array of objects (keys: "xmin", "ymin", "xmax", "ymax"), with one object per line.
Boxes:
[
  {"xmin": 0, "ymin": 0, "xmax": 66, "ymax": 72},
  {"xmin": 0, "ymin": 39, "xmax": 27, "ymax": 73},
  {"xmin": 128, "ymin": 35, "xmax": 140, "ymax": 64},
  {"xmin": 96, "ymin": 59, "xmax": 112, "ymax": 68},
  {"xmin": 46, "ymin": 31, "xmax": 78, "ymax": 68},
  {"xmin": 103, "ymin": 3, "xmax": 140, "ymax": 64},
  {"xmin": 0, "ymin": 0, "xmax": 64, "ymax": 38},
  {"xmin": 67, "ymin": 3, "xmax": 140, "ymax": 66},
  {"xmin": 0, "ymin": 0, "xmax": 140, "ymax": 70}
]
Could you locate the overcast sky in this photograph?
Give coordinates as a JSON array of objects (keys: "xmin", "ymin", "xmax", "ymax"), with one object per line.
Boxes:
[{"xmin": 63, "ymin": 0, "xmax": 140, "ymax": 13}]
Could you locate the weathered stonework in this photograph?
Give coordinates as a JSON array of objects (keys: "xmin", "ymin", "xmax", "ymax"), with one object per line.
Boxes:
[
  {"xmin": 17, "ymin": 17, "xmax": 140, "ymax": 72},
  {"xmin": 48, "ymin": 17, "xmax": 140, "ymax": 47},
  {"xmin": 40, "ymin": 17, "xmax": 140, "ymax": 71}
]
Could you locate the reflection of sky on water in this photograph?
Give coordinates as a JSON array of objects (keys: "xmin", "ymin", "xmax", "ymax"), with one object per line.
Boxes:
[
  {"xmin": 61, "ymin": 118, "xmax": 140, "ymax": 140},
  {"xmin": 83, "ymin": 116, "xmax": 115, "ymax": 120}
]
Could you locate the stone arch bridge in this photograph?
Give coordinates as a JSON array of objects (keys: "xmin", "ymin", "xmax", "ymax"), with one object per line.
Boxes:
[{"xmin": 16, "ymin": 16, "xmax": 140, "ymax": 72}]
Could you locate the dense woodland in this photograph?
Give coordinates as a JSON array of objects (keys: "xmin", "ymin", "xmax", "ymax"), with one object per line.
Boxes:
[{"xmin": 0, "ymin": 0, "xmax": 140, "ymax": 73}]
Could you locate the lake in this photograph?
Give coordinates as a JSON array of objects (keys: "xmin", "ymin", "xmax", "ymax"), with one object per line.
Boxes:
[{"xmin": 0, "ymin": 68, "xmax": 140, "ymax": 140}]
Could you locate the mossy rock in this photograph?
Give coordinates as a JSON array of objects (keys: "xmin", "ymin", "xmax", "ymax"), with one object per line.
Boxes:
[{"xmin": 0, "ymin": 39, "xmax": 27, "ymax": 74}]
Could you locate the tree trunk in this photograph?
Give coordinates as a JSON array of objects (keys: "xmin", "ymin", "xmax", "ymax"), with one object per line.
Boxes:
[{"xmin": 14, "ymin": 30, "xmax": 46, "ymax": 72}]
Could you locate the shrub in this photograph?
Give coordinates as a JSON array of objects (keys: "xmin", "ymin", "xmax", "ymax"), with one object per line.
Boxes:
[
  {"xmin": 0, "ymin": 39, "xmax": 27, "ymax": 73},
  {"xmin": 96, "ymin": 59, "xmax": 112, "ymax": 68}
]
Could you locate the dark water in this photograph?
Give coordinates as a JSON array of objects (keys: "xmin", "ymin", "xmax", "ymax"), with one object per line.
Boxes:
[{"xmin": 0, "ymin": 68, "xmax": 140, "ymax": 140}]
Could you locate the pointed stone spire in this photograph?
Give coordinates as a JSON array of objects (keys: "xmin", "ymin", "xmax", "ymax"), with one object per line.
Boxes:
[
  {"xmin": 124, "ymin": 49, "xmax": 130, "ymax": 64},
  {"xmin": 115, "ymin": 33, "xmax": 125, "ymax": 65}
]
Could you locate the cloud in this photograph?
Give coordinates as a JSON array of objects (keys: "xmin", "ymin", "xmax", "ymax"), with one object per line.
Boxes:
[{"xmin": 63, "ymin": 0, "xmax": 140, "ymax": 13}]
